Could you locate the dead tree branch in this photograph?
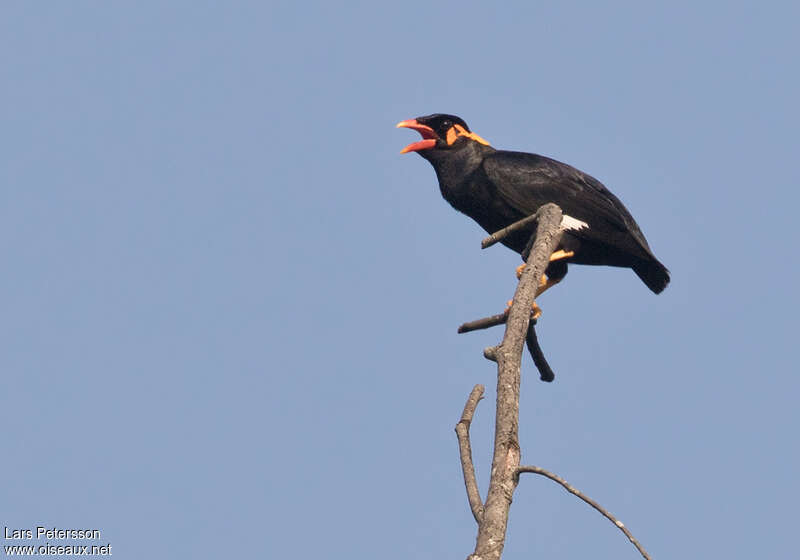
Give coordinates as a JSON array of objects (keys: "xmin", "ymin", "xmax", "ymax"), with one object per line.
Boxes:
[
  {"xmin": 516, "ymin": 466, "xmax": 651, "ymax": 560},
  {"xmin": 468, "ymin": 203, "xmax": 563, "ymax": 560},
  {"xmin": 525, "ymin": 322, "xmax": 554, "ymax": 382},
  {"xmin": 480, "ymin": 212, "xmax": 542, "ymax": 249},
  {"xmin": 455, "ymin": 202, "xmax": 651, "ymax": 559},
  {"xmin": 456, "ymin": 384, "xmax": 486, "ymax": 524},
  {"xmin": 460, "ymin": 310, "xmax": 554, "ymax": 381},
  {"xmin": 458, "ymin": 310, "xmax": 510, "ymax": 334},
  {"xmin": 460, "ymin": 311, "xmax": 554, "ymax": 381},
  {"xmin": 459, "ymin": 209, "xmax": 559, "ymax": 381}
]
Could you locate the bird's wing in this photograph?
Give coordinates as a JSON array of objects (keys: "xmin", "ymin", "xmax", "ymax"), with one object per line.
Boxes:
[{"xmin": 481, "ymin": 150, "xmax": 654, "ymax": 253}]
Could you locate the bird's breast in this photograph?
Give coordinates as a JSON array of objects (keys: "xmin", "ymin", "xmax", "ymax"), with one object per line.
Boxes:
[{"xmin": 440, "ymin": 173, "xmax": 527, "ymax": 242}]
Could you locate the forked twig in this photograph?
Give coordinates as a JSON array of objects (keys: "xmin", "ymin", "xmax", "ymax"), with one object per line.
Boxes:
[
  {"xmin": 459, "ymin": 209, "xmax": 564, "ymax": 382},
  {"xmin": 456, "ymin": 292, "xmax": 554, "ymax": 382}
]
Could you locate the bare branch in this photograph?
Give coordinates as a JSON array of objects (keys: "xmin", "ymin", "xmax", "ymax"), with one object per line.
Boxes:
[
  {"xmin": 525, "ymin": 322, "xmax": 554, "ymax": 382},
  {"xmin": 458, "ymin": 310, "xmax": 509, "ymax": 334},
  {"xmin": 516, "ymin": 466, "xmax": 652, "ymax": 560},
  {"xmin": 480, "ymin": 212, "xmax": 542, "ymax": 249},
  {"xmin": 470, "ymin": 203, "xmax": 564, "ymax": 560},
  {"xmin": 460, "ymin": 315, "xmax": 555, "ymax": 381},
  {"xmin": 457, "ymin": 203, "xmax": 652, "ymax": 559},
  {"xmin": 456, "ymin": 384, "xmax": 486, "ymax": 524}
]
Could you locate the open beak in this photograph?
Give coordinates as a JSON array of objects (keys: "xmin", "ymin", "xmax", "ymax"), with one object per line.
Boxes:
[{"xmin": 396, "ymin": 119, "xmax": 438, "ymax": 154}]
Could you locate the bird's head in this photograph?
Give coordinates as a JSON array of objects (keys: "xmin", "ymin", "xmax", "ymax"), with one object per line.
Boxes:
[{"xmin": 396, "ymin": 114, "xmax": 491, "ymax": 155}]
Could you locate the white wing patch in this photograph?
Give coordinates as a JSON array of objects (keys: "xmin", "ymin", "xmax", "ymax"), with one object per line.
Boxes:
[{"xmin": 561, "ymin": 214, "xmax": 589, "ymax": 231}]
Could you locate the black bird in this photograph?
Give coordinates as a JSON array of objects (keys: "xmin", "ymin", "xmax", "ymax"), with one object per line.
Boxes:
[{"xmin": 397, "ymin": 114, "xmax": 669, "ymax": 308}]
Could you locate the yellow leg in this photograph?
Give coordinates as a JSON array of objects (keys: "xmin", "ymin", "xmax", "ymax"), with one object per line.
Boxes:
[
  {"xmin": 507, "ymin": 274, "xmax": 558, "ymax": 320},
  {"xmin": 549, "ymin": 249, "xmax": 574, "ymax": 262},
  {"xmin": 516, "ymin": 250, "xmax": 575, "ymax": 278},
  {"xmin": 531, "ymin": 275, "xmax": 562, "ymax": 318},
  {"xmin": 536, "ymin": 274, "xmax": 562, "ymax": 297},
  {"xmin": 512, "ymin": 251, "xmax": 570, "ymax": 318}
]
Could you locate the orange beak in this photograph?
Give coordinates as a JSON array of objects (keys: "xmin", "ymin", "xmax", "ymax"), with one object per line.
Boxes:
[{"xmin": 396, "ymin": 119, "xmax": 438, "ymax": 153}]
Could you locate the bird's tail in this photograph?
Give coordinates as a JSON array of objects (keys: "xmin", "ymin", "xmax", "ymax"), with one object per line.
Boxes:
[{"xmin": 634, "ymin": 258, "xmax": 670, "ymax": 294}]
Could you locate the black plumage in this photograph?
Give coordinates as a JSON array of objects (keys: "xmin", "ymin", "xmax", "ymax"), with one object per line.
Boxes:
[{"xmin": 398, "ymin": 113, "xmax": 669, "ymax": 294}]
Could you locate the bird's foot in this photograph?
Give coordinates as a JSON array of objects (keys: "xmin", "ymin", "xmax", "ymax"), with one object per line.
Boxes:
[
  {"xmin": 516, "ymin": 250, "xmax": 574, "ymax": 279},
  {"xmin": 549, "ymin": 249, "xmax": 574, "ymax": 262},
  {"xmin": 507, "ymin": 299, "xmax": 542, "ymax": 320}
]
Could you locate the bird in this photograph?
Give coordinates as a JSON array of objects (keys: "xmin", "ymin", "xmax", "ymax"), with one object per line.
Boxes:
[{"xmin": 397, "ymin": 114, "xmax": 669, "ymax": 314}]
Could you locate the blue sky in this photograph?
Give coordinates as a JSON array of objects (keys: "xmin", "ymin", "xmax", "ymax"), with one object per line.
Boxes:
[{"xmin": 2, "ymin": 2, "xmax": 798, "ymax": 558}]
